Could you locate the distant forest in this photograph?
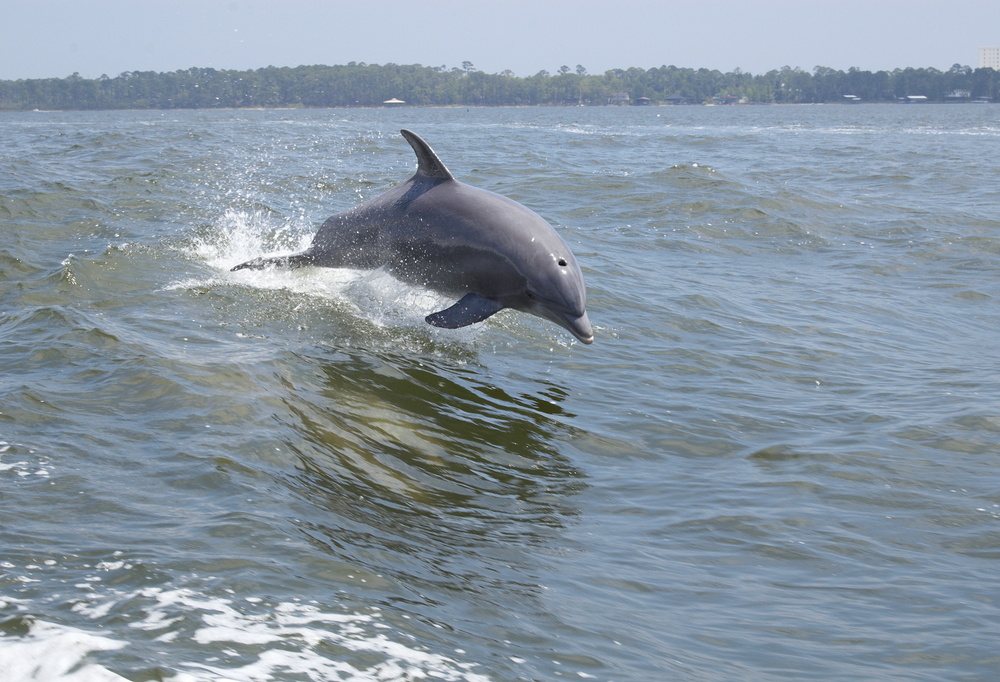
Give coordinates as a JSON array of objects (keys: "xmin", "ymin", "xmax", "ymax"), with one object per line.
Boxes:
[{"xmin": 1, "ymin": 62, "xmax": 998, "ymax": 110}]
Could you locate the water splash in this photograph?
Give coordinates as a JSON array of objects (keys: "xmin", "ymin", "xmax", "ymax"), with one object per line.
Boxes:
[
  {"xmin": 189, "ymin": 208, "xmax": 314, "ymax": 272},
  {"xmin": 173, "ymin": 208, "xmax": 481, "ymax": 344}
]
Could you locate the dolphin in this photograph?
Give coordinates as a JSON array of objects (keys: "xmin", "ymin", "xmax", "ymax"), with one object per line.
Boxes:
[{"xmin": 232, "ymin": 129, "xmax": 593, "ymax": 344}]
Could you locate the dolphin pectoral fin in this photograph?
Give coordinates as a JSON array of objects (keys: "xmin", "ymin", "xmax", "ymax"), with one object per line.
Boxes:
[
  {"xmin": 231, "ymin": 252, "xmax": 315, "ymax": 272},
  {"xmin": 425, "ymin": 293, "xmax": 503, "ymax": 329}
]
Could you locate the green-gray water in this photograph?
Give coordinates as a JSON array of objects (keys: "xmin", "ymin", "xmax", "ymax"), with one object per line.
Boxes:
[{"xmin": 2, "ymin": 105, "xmax": 999, "ymax": 681}]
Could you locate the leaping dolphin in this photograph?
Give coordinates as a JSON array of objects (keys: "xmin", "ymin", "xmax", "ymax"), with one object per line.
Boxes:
[{"xmin": 233, "ymin": 129, "xmax": 593, "ymax": 344}]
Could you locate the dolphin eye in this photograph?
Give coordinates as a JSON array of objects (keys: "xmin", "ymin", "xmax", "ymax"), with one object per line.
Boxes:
[{"xmin": 558, "ymin": 258, "xmax": 567, "ymax": 266}]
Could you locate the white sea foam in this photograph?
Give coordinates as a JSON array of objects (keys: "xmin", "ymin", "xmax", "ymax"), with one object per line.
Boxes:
[
  {"xmin": 0, "ymin": 620, "xmax": 128, "ymax": 682},
  {"xmin": 2, "ymin": 585, "xmax": 491, "ymax": 682},
  {"xmin": 0, "ymin": 440, "xmax": 51, "ymax": 479}
]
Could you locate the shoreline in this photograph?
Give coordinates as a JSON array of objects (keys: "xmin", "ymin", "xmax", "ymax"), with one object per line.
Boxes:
[{"xmin": 4, "ymin": 100, "xmax": 995, "ymax": 114}]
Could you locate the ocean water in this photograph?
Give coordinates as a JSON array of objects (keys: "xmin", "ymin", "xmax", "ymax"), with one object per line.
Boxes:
[{"xmin": 1, "ymin": 103, "xmax": 998, "ymax": 681}]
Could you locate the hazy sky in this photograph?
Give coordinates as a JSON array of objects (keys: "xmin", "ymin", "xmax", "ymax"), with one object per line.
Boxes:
[{"xmin": 3, "ymin": 0, "xmax": 998, "ymax": 81}]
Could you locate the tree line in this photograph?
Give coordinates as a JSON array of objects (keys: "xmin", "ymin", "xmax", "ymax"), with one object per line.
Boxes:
[{"xmin": 1, "ymin": 62, "xmax": 998, "ymax": 110}]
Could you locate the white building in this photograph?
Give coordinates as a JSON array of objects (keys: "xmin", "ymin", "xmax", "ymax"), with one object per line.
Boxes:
[{"xmin": 980, "ymin": 47, "xmax": 1000, "ymax": 70}]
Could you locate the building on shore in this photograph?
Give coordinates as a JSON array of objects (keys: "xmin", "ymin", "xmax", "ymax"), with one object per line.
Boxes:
[{"xmin": 980, "ymin": 47, "xmax": 1000, "ymax": 70}]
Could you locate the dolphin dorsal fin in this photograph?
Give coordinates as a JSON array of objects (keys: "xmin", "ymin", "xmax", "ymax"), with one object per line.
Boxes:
[{"xmin": 401, "ymin": 129, "xmax": 454, "ymax": 181}]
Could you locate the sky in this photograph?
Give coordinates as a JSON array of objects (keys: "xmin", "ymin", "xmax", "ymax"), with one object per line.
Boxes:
[{"xmin": 3, "ymin": 0, "xmax": 998, "ymax": 81}]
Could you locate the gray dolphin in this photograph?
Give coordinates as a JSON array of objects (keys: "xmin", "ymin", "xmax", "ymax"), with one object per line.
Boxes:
[{"xmin": 233, "ymin": 129, "xmax": 593, "ymax": 344}]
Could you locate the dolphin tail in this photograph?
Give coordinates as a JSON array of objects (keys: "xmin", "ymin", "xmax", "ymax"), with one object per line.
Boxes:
[
  {"xmin": 231, "ymin": 251, "xmax": 316, "ymax": 272},
  {"xmin": 425, "ymin": 293, "xmax": 503, "ymax": 329}
]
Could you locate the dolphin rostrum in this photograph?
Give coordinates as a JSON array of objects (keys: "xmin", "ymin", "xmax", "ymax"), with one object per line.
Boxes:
[{"xmin": 232, "ymin": 129, "xmax": 593, "ymax": 344}]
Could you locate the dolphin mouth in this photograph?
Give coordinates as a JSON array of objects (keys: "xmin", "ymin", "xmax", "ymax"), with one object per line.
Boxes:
[
  {"xmin": 567, "ymin": 312, "xmax": 594, "ymax": 345},
  {"xmin": 526, "ymin": 296, "xmax": 594, "ymax": 345}
]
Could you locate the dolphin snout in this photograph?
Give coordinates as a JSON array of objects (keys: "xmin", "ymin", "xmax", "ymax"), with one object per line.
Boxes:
[
  {"xmin": 566, "ymin": 311, "xmax": 594, "ymax": 345},
  {"xmin": 528, "ymin": 297, "xmax": 594, "ymax": 345}
]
